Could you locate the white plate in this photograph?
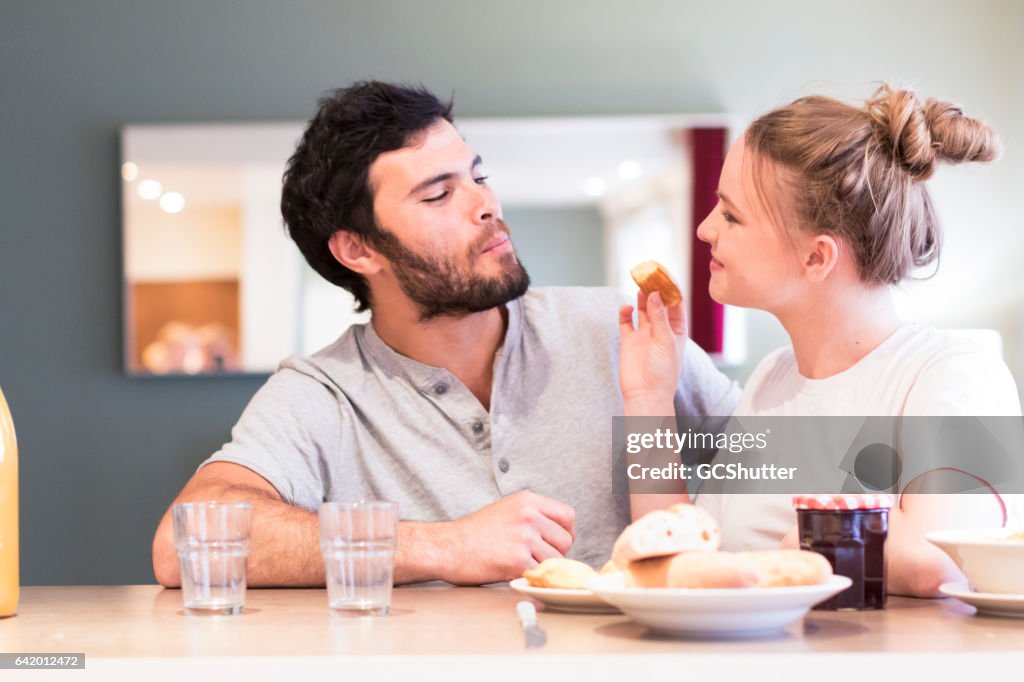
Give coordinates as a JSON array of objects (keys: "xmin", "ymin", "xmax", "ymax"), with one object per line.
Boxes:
[
  {"xmin": 508, "ymin": 578, "xmax": 621, "ymax": 614},
  {"xmin": 586, "ymin": 573, "xmax": 852, "ymax": 638},
  {"xmin": 939, "ymin": 582, "xmax": 1024, "ymax": 619}
]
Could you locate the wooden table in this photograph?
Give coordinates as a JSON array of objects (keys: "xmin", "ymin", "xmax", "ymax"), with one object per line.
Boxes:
[{"xmin": 3, "ymin": 585, "xmax": 1024, "ymax": 679}]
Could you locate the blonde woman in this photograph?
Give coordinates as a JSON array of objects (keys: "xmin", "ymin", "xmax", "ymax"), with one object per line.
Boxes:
[{"xmin": 619, "ymin": 84, "xmax": 1021, "ymax": 597}]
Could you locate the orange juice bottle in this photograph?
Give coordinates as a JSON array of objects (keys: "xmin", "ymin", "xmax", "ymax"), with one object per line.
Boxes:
[{"xmin": 0, "ymin": 387, "xmax": 18, "ymax": 617}]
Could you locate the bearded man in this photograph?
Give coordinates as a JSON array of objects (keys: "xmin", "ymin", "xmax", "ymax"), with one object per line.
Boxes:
[{"xmin": 151, "ymin": 82, "xmax": 738, "ymax": 587}]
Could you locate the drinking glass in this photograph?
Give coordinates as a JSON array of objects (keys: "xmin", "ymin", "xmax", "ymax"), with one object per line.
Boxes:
[
  {"xmin": 173, "ymin": 501, "xmax": 252, "ymax": 616},
  {"xmin": 319, "ymin": 501, "xmax": 398, "ymax": 616}
]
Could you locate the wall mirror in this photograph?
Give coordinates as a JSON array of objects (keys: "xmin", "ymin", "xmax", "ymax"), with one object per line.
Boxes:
[{"xmin": 121, "ymin": 114, "xmax": 737, "ymax": 376}]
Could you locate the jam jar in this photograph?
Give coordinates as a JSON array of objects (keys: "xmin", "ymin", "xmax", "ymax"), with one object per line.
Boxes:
[{"xmin": 793, "ymin": 494, "xmax": 891, "ymax": 610}]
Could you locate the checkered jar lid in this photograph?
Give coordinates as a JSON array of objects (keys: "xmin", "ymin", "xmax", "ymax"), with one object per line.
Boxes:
[{"xmin": 792, "ymin": 494, "xmax": 893, "ymax": 510}]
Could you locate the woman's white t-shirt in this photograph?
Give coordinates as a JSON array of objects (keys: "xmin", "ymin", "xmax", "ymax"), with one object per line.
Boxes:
[{"xmin": 696, "ymin": 324, "xmax": 1023, "ymax": 550}]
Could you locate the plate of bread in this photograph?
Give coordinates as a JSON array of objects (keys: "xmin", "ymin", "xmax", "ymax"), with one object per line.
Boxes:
[
  {"xmin": 511, "ymin": 558, "xmax": 622, "ymax": 613},
  {"xmin": 585, "ymin": 504, "xmax": 851, "ymax": 637}
]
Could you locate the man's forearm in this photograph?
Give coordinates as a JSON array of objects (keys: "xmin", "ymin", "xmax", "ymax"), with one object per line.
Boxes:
[
  {"xmin": 394, "ymin": 520, "xmax": 453, "ymax": 584},
  {"xmin": 245, "ymin": 490, "xmax": 324, "ymax": 587},
  {"xmin": 157, "ymin": 482, "xmax": 459, "ymax": 587},
  {"xmin": 155, "ymin": 482, "xmax": 325, "ymax": 587},
  {"xmin": 255, "ymin": 505, "xmax": 466, "ymax": 586}
]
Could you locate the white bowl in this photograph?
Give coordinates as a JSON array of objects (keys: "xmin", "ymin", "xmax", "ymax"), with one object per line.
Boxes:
[
  {"xmin": 586, "ymin": 573, "xmax": 851, "ymax": 638},
  {"xmin": 926, "ymin": 528, "xmax": 1024, "ymax": 595}
]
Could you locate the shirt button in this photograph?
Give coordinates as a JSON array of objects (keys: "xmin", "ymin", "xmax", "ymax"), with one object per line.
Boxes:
[
  {"xmin": 498, "ymin": 458, "xmax": 510, "ymax": 473},
  {"xmin": 472, "ymin": 421, "xmax": 484, "ymax": 434},
  {"xmin": 433, "ymin": 384, "xmax": 448, "ymax": 396}
]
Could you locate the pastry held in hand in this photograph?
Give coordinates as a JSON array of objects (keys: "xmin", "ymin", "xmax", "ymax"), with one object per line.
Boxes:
[
  {"xmin": 630, "ymin": 260, "xmax": 683, "ymax": 307},
  {"xmin": 625, "ymin": 551, "xmax": 760, "ymax": 589},
  {"xmin": 611, "ymin": 504, "xmax": 721, "ymax": 566},
  {"xmin": 523, "ymin": 557, "xmax": 597, "ymax": 590},
  {"xmin": 738, "ymin": 549, "xmax": 834, "ymax": 587}
]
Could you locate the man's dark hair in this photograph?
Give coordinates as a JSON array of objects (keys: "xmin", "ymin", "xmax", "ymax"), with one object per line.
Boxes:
[{"xmin": 281, "ymin": 81, "xmax": 453, "ymax": 311}]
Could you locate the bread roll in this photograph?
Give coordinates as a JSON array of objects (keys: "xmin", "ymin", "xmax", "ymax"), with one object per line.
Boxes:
[
  {"xmin": 523, "ymin": 557, "xmax": 597, "ymax": 590},
  {"xmin": 623, "ymin": 555, "xmax": 675, "ymax": 588},
  {"xmin": 611, "ymin": 504, "xmax": 720, "ymax": 565},
  {"xmin": 630, "ymin": 260, "xmax": 683, "ymax": 307},
  {"xmin": 625, "ymin": 551, "xmax": 760, "ymax": 589},
  {"xmin": 598, "ymin": 559, "xmax": 620, "ymax": 575},
  {"xmin": 738, "ymin": 549, "xmax": 833, "ymax": 587}
]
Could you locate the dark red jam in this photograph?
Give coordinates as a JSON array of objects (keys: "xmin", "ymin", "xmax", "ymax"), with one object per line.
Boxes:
[{"xmin": 797, "ymin": 507, "xmax": 888, "ymax": 610}]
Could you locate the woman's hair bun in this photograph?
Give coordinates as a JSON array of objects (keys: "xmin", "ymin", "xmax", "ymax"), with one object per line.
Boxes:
[{"xmin": 865, "ymin": 84, "xmax": 1001, "ymax": 181}]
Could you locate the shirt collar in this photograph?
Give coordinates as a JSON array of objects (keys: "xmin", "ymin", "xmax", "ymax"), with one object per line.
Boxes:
[{"xmin": 356, "ymin": 295, "xmax": 525, "ymax": 391}]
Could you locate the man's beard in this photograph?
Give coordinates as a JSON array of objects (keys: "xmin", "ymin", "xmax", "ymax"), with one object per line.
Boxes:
[{"xmin": 368, "ymin": 218, "xmax": 531, "ymax": 321}]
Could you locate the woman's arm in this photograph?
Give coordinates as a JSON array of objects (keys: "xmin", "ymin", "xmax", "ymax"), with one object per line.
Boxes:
[
  {"xmin": 886, "ymin": 472, "xmax": 1005, "ymax": 597},
  {"xmin": 619, "ymin": 291, "xmax": 692, "ymax": 518},
  {"xmin": 887, "ymin": 346, "xmax": 1020, "ymax": 596}
]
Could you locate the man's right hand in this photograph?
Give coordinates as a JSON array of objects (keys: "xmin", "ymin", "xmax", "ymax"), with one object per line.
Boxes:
[{"xmin": 437, "ymin": 490, "xmax": 576, "ymax": 585}]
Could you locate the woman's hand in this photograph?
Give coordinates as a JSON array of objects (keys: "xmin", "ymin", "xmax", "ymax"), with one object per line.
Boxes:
[{"xmin": 618, "ymin": 290, "xmax": 688, "ymax": 415}]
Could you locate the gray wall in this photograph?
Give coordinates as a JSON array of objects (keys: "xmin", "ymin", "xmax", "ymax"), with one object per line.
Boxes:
[
  {"xmin": 2, "ymin": 0, "xmax": 1021, "ymax": 585},
  {"xmin": 506, "ymin": 206, "xmax": 605, "ymax": 287}
]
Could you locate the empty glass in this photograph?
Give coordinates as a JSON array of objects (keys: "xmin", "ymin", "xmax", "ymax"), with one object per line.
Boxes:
[
  {"xmin": 172, "ymin": 501, "xmax": 252, "ymax": 616},
  {"xmin": 319, "ymin": 501, "xmax": 398, "ymax": 616}
]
